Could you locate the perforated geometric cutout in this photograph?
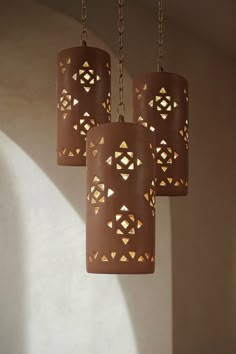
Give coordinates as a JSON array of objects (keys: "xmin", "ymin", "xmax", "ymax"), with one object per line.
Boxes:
[
  {"xmin": 179, "ymin": 120, "xmax": 189, "ymax": 149},
  {"xmin": 87, "ymin": 251, "xmax": 155, "ymax": 263},
  {"xmin": 159, "ymin": 178, "xmax": 188, "ymax": 187},
  {"xmin": 106, "ymin": 62, "xmax": 111, "ymax": 76},
  {"xmin": 148, "ymin": 87, "xmax": 178, "ymax": 120},
  {"xmin": 59, "ymin": 57, "xmax": 71, "ymax": 74},
  {"xmin": 107, "ymin": 205, "xmax": 143, "ymax": 245},
  {"xmin": 156, "ymin": 139, "xmax": 179, "ymax": 172},
  {"xmin": 58, "ymin": 147, "xmax": 81, "ymax": 158},
  {"xmin": 135, "ymin": 83, "xmax": 147, "ymax": 100},
  {"xmin": 87, "ymin": 176, "xmax": 114, "ymax": 214},
  {"xmin": 57, "ymin": 89, "xmax": 79, "ymax": 120},
  {"xmin": 144, "ymin": 180, "xmax": 156, "ymax": 216},
  {"xmin": 73, "ymin": 112, "xmax": 96, "ymax": 136},
  {"xmin": 89, "ymin": 136, "xmax": 105, "ymax": 157},
  {"xmin": 102, "ymin": 92, "xmax": 111, "ymax": 114},
  {"xmin": 72, "ymin": 61, "xmax": 101, "ymax": 93},
  {"xmin": 137, "ymin": 115, "xmax": 155, "ymax": 132},
  {"xmin": 184, "ymin": 88, "xmax": 189, "ymax": 102},
  {"xmin": 106, "ymin": 141, "xmax": 143, "ymax": 180}
]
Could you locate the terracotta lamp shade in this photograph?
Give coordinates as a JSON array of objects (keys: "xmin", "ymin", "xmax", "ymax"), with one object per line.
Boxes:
[
  {"xmin": 86, "ymin": 122, "xmax": 156, "ymax": 274},
  {"xmin": 57, "ymin": 46, "xmax": 111, "ymax": 166},
  {"xmin": 133, "ymin": 72, "xmax": 189, "ymax": 196}
]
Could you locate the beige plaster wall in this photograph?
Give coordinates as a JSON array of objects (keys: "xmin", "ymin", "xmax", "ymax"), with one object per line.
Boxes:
[
  {"xmin": 0, "ymin": 1, "xmax": 172, "ymax": 354},
  {"xmin": 0, "ymin": 0, "xmax": 235, "ymax": 353}
]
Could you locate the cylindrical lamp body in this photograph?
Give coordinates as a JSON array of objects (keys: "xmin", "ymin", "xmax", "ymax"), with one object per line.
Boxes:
[
  {"xmin": 57, "ymin": 46, "xmax": 111, "ymax": 166},
  {"xmin": 133, "ymin": 72, "xmax": 189, "ymax": 196},
  {"xmin": 86, "ymin": 123, "xmax": 156, "ymax": 274}
]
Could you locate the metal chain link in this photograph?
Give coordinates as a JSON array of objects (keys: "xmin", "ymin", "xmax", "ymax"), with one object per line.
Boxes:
[
  {"xmin": 118, "ymin": 0, "xmax": 125, "ymax": 122},
  {"xmin": 157, "ymin": 0, "xmax": 164, "ymax": 72},
  {"xmin": 81, "ymin": 0, "xmax": 87, "ymax": 46}
]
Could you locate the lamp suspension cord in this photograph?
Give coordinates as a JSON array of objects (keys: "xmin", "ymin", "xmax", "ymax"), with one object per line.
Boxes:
[
  {"xmin": 118, "ymin": 0, "xmax": 125, "ymax": 122},
  {"xmin": 81, "ymin": 0, "xmax": 87, "ymax": 46},
  {"xmin": 157, "ymin": 0, "xmax": 164, "ymax": 72}
]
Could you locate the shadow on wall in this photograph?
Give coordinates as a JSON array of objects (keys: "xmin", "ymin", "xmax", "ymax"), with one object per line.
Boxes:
[
  {"xmin": 170, "ymin": 51, "xmax": 236, "ymax": 353},
  {"xmin": 171, "ymin": 182, "xmax": 235, "ymax": 354},
  {"xmin": 0, "ymin": 2, "xmax": 172, "ymax": 354},
  {"xmin": 171, "ymin": 155, "xmax": 236, "ymax": 353},
  {"xmin": 118, "ymin": 197, "xmax": 172, "ymax": 354},
  {"xmin": 0, "ymin": 151, "xmax": 25, "ymax": 354},
  {"xmin": 1, "ymin": 1, "xmax": 235, "ymax": 354}
]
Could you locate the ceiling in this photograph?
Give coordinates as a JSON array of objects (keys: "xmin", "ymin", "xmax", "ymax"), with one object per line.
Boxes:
[{"xmin": 143, "ymin": 0, "xmax": 236, "ymax": 59}]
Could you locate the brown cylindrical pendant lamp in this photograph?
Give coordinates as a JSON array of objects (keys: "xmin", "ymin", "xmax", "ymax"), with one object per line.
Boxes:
[
  {"xmin": 86, "ymin": 123, "xmax": 155, "ymax": 274},
  {"xmin": 133, "ymin": 72, "xmax": 189, "ymax": 196},
  {"xmin": 57, "ymin": 0, "xmax": 111, "ymax": 166},
  {"xmin": 133, "ymin": 0, "xmax": 189, "ymax": 196},
  {"xmin": 86, "ymin": 0, "xmax": 156, "ymax": 274}
]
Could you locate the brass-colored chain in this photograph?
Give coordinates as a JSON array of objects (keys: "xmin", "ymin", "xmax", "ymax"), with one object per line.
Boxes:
[
  {"xmin": 157, "ymin": 0, "xmax": 164, "ymax": 72},
  {"xmin": 118, "ymin": 0, "xmax": 125, "ymax": 122},
  {"xmin": 81, "ymin": 0, "xmax": 87, "ymax": 46}
]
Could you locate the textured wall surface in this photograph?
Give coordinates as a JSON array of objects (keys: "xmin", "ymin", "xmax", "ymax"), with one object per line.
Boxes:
[
  {"xmin": 0, "ymin": 1, "xmax": 172, "ymax": 354},
  {"xmin": 0, "ymin": 0, "xmax": 235, "ymax": 354}
]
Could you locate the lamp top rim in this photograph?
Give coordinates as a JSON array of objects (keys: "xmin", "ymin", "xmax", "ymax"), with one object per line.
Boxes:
[
  {"xmin": 133, "ymin": 71, "xmax": 188, "ymax": 84},
  {"xmin": 86, "ymin": 121, "xmax": 155, "ymax": 141},
  {"xmin": 57, "ymin": 45, "xmax": 110, "ymax": 59}
]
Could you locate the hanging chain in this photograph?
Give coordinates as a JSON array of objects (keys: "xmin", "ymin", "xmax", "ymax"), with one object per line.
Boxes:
[
  {"xmin": 118, "ymin": 0, "xmax": 125, "ymax": 122},
  {"xmin": 81, "ymin": 0, "xmax": 87, "ymax": 46},
  {"xmin": 157, "ymin": 0, "xmax": 164, "ymax": 72}
]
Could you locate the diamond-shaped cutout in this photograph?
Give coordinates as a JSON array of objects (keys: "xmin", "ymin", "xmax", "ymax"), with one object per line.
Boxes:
[
  {"xmin": 160, "ymin": 99, "xmax": 168, "ymax": 107},
  {"xmin": 121, "ymin": 156, "xmax": 130, "ymax": 165},
  {"xmin": 161, "ymin": 152, "xmax": 167, "ymax": 159},
  {"xmin": 121, "ymin": 220, "xmax": 129, "ymax": 229}
]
